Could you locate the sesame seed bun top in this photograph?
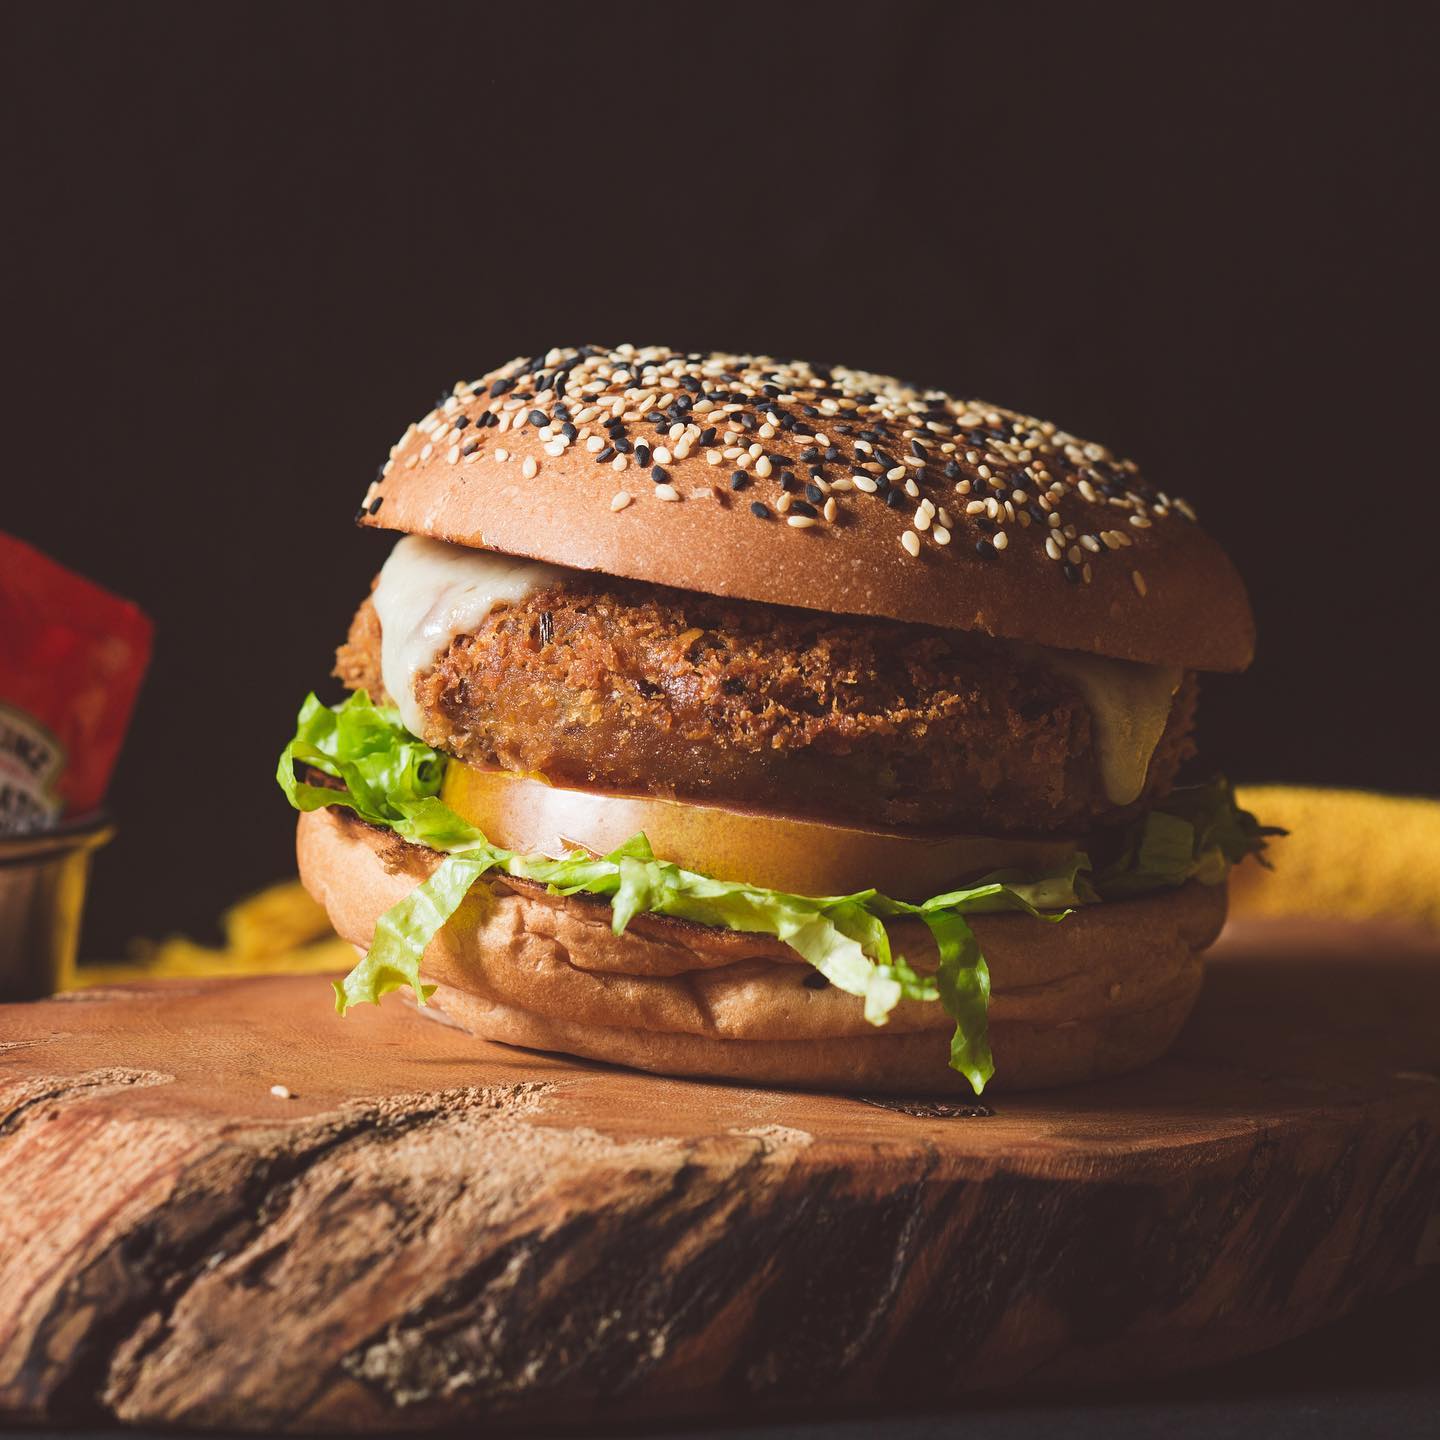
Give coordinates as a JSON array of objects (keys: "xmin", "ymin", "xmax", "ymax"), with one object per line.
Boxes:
[{"xmin": 357, "ymin": 345, "xmax": 1254, "ymax": 671}]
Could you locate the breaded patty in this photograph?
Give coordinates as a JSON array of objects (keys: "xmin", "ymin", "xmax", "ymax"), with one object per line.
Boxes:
[{"xmin": 337, "ymin": 578, "xmax": 1197, "ymax": 833}]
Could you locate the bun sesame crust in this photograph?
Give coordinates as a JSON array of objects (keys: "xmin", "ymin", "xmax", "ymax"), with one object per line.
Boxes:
[{"xmin": 358, "ymin": 345, "xmax": 1254, "ymax": 671}]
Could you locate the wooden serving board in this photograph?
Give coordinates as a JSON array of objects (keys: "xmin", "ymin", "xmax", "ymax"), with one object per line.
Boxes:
[{"xmin": 2, "ymin": 917, "xmax": 1438, "ymax": 1433}]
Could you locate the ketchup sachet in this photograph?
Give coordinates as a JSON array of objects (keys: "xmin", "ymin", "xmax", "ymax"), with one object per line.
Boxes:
[{"xmin": 0, "ymin": 533, "xmax": 154, "ymax": 832}]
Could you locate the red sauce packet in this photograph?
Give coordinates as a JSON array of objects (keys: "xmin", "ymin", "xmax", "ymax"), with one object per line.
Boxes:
[{"xmin": 0, "ymin": 533, "xmax": 154, "ymax": 833}]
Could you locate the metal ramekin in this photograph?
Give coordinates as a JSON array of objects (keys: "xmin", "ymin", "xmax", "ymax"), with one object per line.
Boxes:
[{"xmin": 0, "ymin": 813, "xmax": 113, "ymax": 1001}]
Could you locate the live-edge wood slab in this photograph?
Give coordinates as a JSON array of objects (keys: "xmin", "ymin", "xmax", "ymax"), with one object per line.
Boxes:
[{"xmin": 1, "ymin": 917, "xmax": 1438, "ymax": 1433}]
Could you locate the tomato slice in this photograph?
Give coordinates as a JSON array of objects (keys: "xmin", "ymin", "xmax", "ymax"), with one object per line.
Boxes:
[{"xmin": 440, "ymin": 762, "xmax": 1076, "ymax": 901}]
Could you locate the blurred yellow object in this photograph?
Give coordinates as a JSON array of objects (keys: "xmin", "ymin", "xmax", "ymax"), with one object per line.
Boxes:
[
  {"xmin": 1231, "ymin": 786, "xmax": 1440, "ymax": 932},
  {"xmin": 64, "ymin": 786, "xmax": 1440, "ymax": 990},
  {"xmin": 70, "ymin": 880, "xmax": 354, "ymax": 988}
]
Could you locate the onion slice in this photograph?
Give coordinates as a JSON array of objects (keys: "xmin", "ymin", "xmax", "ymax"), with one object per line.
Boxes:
[{"xmin": 440, "ymin": 762, "xmax": 1076, "ymax": 902}]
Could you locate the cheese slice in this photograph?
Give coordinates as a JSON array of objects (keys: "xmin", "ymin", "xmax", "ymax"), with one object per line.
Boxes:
[
  {"xmin": 1028, "ymin": 647, "xmax": 1183, "ymax": 806},
  {"xmin": 372, "ymin": 535, "xmax": 565, "ymax": 737}
]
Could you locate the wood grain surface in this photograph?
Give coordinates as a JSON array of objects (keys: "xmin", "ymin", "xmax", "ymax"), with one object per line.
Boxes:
[{"xmin": 1, "ymin": 916, "xmax": 1437, "ymax": 1433}]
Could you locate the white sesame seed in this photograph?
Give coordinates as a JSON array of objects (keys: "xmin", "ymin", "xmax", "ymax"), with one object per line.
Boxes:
[
  {"xmin": 654, "ymin": 484, "xmax": 680, "ymax": 501},
  {"xmin": 270, "ymin": 1084, "xmax": 293, "ymax": 1100},
  {"xmin": 901, "ymin": 530, "xmax": 921, "ymax": 558},
  {"xmin": 544, "ymin": 441, "xmax": 565, "ymax": 457},
  {"xmin": 853, "ymin": 476, "xmax": 877, "ymax": 493},
  {"xmin": 521, "ymin": 456, "xmax": 539, "ymax": 479},
  {"xmin": 585, "ymin": 435, "xmax": 604, "ymax": 453},
  {"xmin": 1045, "ymin": 536, "xmax": 1063, "ymax": 561},
  {"xmin": 787, "ymin": 514, "xmax": 817, "ymax": 528},
  {"xmin": 776, "ymin": 492, "xmax": 793, "ymax": 514},
  {"xmin": 933, "ymin": 525, "xmax": 951, "ymax": 545},
  {"xmin": 1132, "ymin": 569, "xmax": 1148, "ymax": 596},
  {"xmin": 493, "ymin": 447, "xmax": 509, "ymax": 462},
  {"xmin": 612, "ymin": 454, "xmax": 628, "ymax": 471},
  {"xmin": 611, "ymin": 491, "xmax": 632, "ymax": 511},
  {"xmin": 992, "ymin": 530, "xmax": 1009, "ymax": 551},
  {"xmin": 1129, "ymin": 514, "xmax": 1152, "ymax": 528},
  {"xmin": 886, "ymin": 466, "xmax": 907, "ymax": 482},
  {"xmin": 755, "ymin": 456, "xmax": 773, "ymax": 478},
  {"xmin": 1081, "ymin": 534, "xmax": 1101, "ymax": 552},
  {"xmin": 823, "ymin": 497, "xmax": 837, "ymax": 522},
  {"xmin": 705, "ymin": 450, "xmax": 722, "ymax": 465}
]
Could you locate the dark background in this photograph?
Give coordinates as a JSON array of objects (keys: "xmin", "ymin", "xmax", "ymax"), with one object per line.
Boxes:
[{"xmin": 4, "ymin": 1, "xmax": 1436, "ymax": 957}]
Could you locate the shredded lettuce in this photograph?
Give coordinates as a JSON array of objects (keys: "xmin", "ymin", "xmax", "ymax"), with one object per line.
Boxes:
[{"xmin": 278, "ymin": 690, "xmax": 1273, "ymax": 1092}]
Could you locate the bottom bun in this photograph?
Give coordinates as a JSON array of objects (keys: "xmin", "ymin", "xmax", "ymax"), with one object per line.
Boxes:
[{"xmin": 298, "ymin": 807, "xmax": 1227, "ymax": 1093}]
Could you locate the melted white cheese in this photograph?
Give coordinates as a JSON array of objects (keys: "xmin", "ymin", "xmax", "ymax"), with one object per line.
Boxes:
[
  {"xmin": 372, "ymin": 536, "xmax": 565, "ymax": 737},
  {"xmin": 1029, "ymin": 647, "xmax": 1183, "ymax": 806}
]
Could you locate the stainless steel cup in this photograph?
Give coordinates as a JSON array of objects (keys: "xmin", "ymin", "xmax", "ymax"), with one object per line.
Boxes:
[{"xmin": 0, "ymin": 814, "xmax": 114, "ymax": 1000}]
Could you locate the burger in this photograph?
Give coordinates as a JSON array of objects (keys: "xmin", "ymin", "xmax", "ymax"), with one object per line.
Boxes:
[{"xmin": 279, "ymin": 344, "xmax": 1270, "ymax": 1093}]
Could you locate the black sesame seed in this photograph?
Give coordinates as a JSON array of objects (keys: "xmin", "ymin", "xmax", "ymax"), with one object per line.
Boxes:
[
  {"xmin": 750, "ymin": 501, "xmax": 770, "ymax": 519},
  {"xmin": 454, "ymin": 415, "xmax": 470, "ymax": 431},
  {"xmin": 595, "ymin": 446, "xmax": 616, "ymax": 463},
  {"xmin": 651, "ymin": 465, "xmax": 669, "ymax": 484},
  {"xmin": 368, "ymin": 496, "xmax": 384, "ymax": 514},
  {"xmin": 885, "ymin": 489, "xmax": 906, "ymax": 510},
  {"xmin": 526, "ymin": 410, "xmax": 548, "ymax": 429},
  {"xmin": 800, "ymin": 447, "xmax": 820, "ymax": 463},
  {"xmin": 739, "ymin": 413, "xmax": 758, "ymax": 431},
  {"xmin": 805, "ymin": 483, "xmax": 825, "ymax": 504},
  {"xmin": 807, "ymin": 465, "xmax": 825, "ymax": 480},
  {"xmin": 635, "ymin": 444, "xmax": 651, "ymax": 467},
  {"xmin": 489, "ymin": 378, "xmax": 513, "ymax": 398},
  {"xmin": 943, "ymin": 461, "xmax": 962, "ymax": 479},
  {"xmin": 614, "ymin": 437, "xmax": 632, "ymax": 453},
  {"xmin": 730, "ymin": 471, "xmax": 751, "ymax": 491},
  {"xmin": 824, "ymin": 445, "xmax": 840, "ymax": 461},
  {"xmin": 790, "ymin": 500, "xmax": 818, "ymax": 518},
  {"xmin": 461, "ymin": 440, "xmax": 479, "ymax": 455},
  {"xmin": 562, "ymin": 422, "xmax": 578, "ymax": 441},
  {"xmin": 975, "ymin": 538, "xmax": 996, "ymax": 559},
  {"xmin": 802, "ymin": 971, "xmax": 830, "ymax": 991},
  {"xmin": 1062, "ymin": 561, "xmax": 1081, "ymax": 583},
  {"xmin": 699, "ymin": 426, "xmax": 717, "ymax": 447},
  {"xmin": 780, "ymin": 473, "xmax": 799, "ymax": 493},
  {"xmin": 910, "ymin": 439, "xmax": 927, "ymax": 458}
]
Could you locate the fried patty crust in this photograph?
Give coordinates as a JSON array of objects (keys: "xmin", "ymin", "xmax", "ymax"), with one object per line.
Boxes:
[{"xmin": 336, "ymin": 578, "xmax": 1197, "ymax": 833}]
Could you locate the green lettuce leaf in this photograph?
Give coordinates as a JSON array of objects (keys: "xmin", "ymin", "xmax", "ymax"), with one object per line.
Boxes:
[{"xmin": 278, "ymin": 692, "xmax": 1272, "ymax": 1093}]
